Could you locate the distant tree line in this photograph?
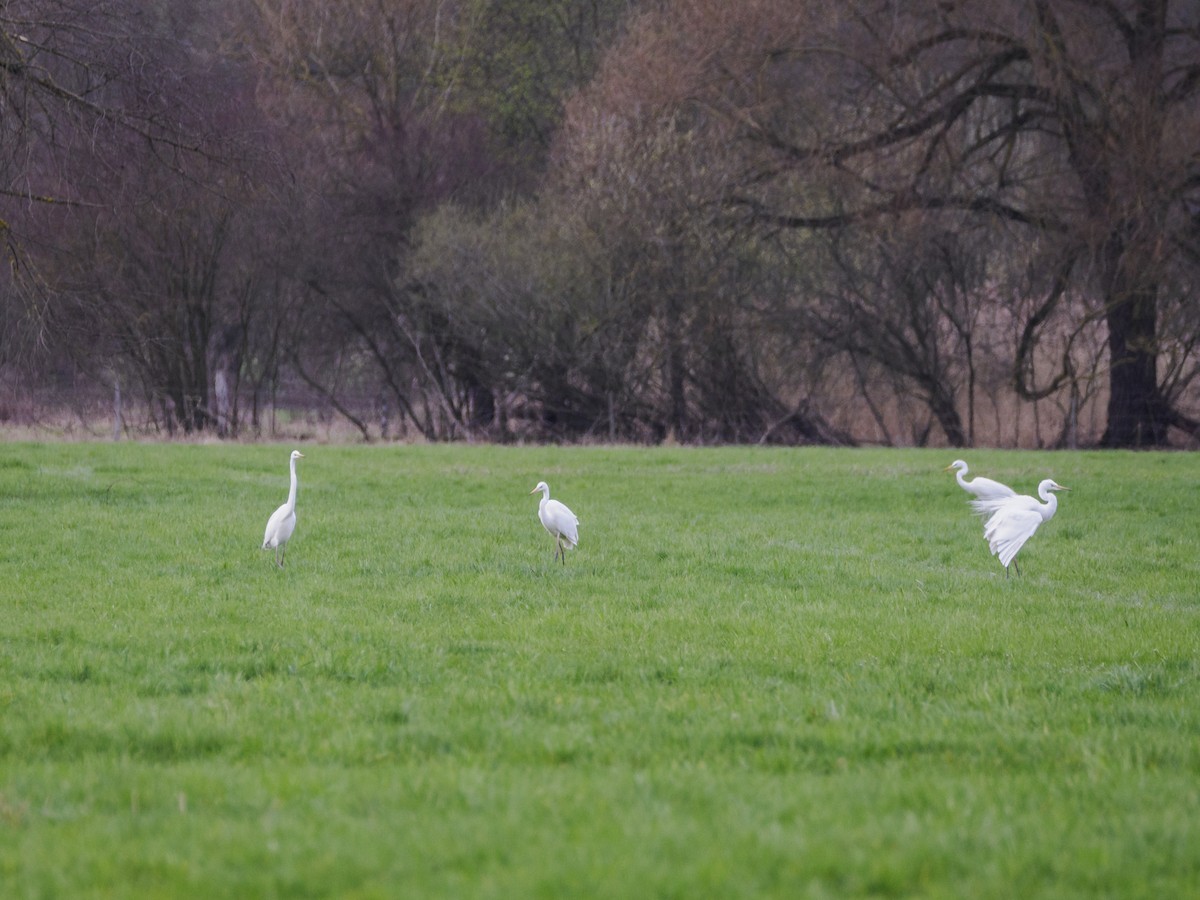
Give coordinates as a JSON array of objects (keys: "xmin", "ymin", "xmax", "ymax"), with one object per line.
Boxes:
[{"xmin": 1, "ymin": 0, "xmax": 1197, "ymax": 447}]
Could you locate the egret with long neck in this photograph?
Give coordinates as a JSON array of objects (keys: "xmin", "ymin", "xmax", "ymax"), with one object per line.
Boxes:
[
  {"xmin": 945, "ymin": 459, "xmax": 1016, "ymax": 502},
  {"xmin": 263, "ymin": 450, "xmax": 304, "ymax": 568},
  {"xmin": 529, "ymin": 481, "xmax": 579, "ymax": 564},
  {"xmin": 980, "ymin": 478, "xmax": 1068, "ymax": 576}
]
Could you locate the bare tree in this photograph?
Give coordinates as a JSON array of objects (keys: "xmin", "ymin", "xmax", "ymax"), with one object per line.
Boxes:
[
  {"xmin": 789, "ymin": 216, "xmax": 994, "ymax": 446},
  {"xmin": 238, "ymin": 0, "xmax": 644, "ymax": 440},
  {"xmin": 720, "ymin": 0, "xmax": 1200, "ymax": 446},
  {"xmin": 0, "ymin": 0, "xmax": 282, "ymax": 432}
]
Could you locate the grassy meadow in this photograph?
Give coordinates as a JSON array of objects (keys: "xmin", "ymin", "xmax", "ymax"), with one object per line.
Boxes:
[{"xmin": 0, "ymin": 441, "xmax": 1197, "ymax": 898}]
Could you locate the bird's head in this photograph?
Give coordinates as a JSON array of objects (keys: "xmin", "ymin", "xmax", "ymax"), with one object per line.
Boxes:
[
  {"xmin": 530, "ymin": 481, "xmax": 549, "ymax": 496},
  {"xmin": 944, "ymin": 460, "xmax": 967, "ymax": 472},
  {"xmin": 291, "ymin": 450, "xmax": 305, "ymax": 461},
  {"xmin": 1038, "ymin": 479, "xmax": 1069, "ymax": 497}
]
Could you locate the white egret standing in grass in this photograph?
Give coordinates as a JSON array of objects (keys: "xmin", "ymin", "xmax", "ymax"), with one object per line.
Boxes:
[
  {"xmin": 262, "ymin": 450, "xmax": 304, "ymax": 568},
  {"xmin": 978, "ymin": 478, "xmax": 1068, "ymax": 576},
  {"xmin": 530, "ymin": 481, "xmax": 579, "ymax": 564},
  {"xmin": 944, "ymin": 459, "xmax": 1017, "ymax": 502}
]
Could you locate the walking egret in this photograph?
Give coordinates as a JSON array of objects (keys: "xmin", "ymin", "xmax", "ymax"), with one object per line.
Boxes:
[
  {"xmin": 529, "ymin": 481, "xmax": 579, "ymax": 564},
  {"xmin": 979, "ymin": 478, "xmax": 1068, "ymax": 576},
  {"xmin": 262, "ymin": 450, "xmax": 304, "ymax": 568},
  {"xmin": 945, "ymin": 459, "xmax": 1016, "ymax": 502}
]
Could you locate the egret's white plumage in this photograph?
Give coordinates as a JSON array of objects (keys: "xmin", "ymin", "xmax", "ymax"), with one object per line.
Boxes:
[
  {"xmin": 530, "ymin": 481, "xmax": 579, "ymax": 564},
  {"xmin": 945, "ymin": 459, "xmax": 1017, "ymax": 502},
  {"xmin": 979, "ymin": 478, "xmax": 1068, "ymax": 575},
  {"xmin": 262, "ymin": 450, "xmax": 304, "ymax": 568}
]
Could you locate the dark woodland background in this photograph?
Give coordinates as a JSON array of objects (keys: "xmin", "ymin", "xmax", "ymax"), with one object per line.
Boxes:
[{"xmin": 2, "ymin": 0, "xmax": 1198, "ymax": 448}]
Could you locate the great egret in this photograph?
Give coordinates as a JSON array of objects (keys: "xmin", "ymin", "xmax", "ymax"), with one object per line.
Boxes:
[
  {"xmin": 262, "ymin": 450, "xmax": 304, "ymax": 568},
  {"xmin": 529, "ymin": 481, "xmax": 579, "ymax": 564},
  {"xmin": 979, "ymin": 478, "xmax": 1068, "ymax": 576},
  {"xmin": 945, "ymin": 459, "xmax": 1017, "ymax": 502}
]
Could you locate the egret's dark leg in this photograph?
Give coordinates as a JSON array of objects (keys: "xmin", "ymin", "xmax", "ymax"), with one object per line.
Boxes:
[
  {"xmin": 558, "ymin": 537, "xmax": 566, "ymax": 564},
  {"xmin": 1014, "ymin": 559, "xmax": 1021, "ymax": 577}
]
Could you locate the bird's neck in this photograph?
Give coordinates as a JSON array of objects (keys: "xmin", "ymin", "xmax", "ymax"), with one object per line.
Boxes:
[{"xmin": 286, "ymin": 461, "xmax": 299, "ymax": 510}]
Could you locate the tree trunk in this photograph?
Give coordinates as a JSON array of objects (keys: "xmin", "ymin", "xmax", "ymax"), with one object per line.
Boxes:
[
  {"xmin": 1098, "ymin": 223, "xmax": 1169, "ymax": 447},
  {"xmin": 112, "ymin": 380, "xmax": 123, "ymax": 442},
  {"xmin": 926, "ymin": 383, "xmax": 966, "ymax": 448},
  {"xmin": 665, "ymin": 291, "xmax": 687, "ymax": 441},
  {"xmin": 1101, "ymin": 288, "xmax": 1168, "ymax": 447},
  {"xmin": 214, "ymin": 369, "xmax": 231, "ymax": 438},
  {"xmin": 1097, "ymin": 2, "xmax": 1171, "ymax": 447}
]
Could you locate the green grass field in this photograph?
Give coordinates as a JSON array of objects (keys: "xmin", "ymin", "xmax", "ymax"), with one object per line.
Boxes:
[{"xmin": 1, "ymin": 442, "xmax": 1197, "ymax": 898}]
